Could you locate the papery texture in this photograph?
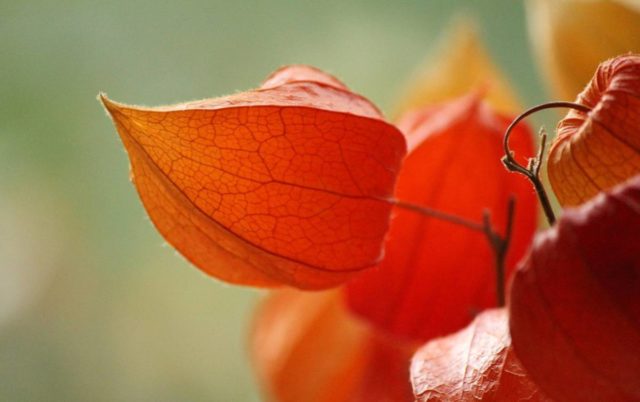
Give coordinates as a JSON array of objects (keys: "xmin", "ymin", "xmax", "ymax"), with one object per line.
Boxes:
[
  {"xmin": 101, "ymin": 65, "xmax": 406, "ymax": 289},
  {"xmin": 411, "ymin": 309, "xmax": 551, "ymax": 402},
  {"xmin": 346, "ymin": 95, "xmax": 537, "ymax": 342},
  {"xmin": 510, "ymin": 175, "xmax": 640, "ymax": 402},
  {"xmin": 548, "ymin": 54, "xmax": 640, "ymax": 206}
]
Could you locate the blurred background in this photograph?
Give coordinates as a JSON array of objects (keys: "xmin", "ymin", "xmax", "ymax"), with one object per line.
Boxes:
[{"xmin": 1, "ymin": 1, "xmax": 545, "ymax": 401}]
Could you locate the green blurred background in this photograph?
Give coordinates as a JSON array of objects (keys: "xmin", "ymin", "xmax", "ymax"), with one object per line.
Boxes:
[{"xmin": 0, "ymin": 1, "xmax": 547, "ymax": 401}]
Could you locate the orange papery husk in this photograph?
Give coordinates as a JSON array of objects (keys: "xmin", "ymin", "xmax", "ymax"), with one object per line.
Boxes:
[
  {"xmin": 411, "ymin": 308, "xmax": 551, "ymax": 402},
  {"xmin": 346, "ymin": 94, "xmax": 537, "ymax": 342},
  {"xmin": 549, "ymin": 54, "xmax": 640, "ymax": 207},
  {"xmin": 251, "ymin": 289, "xmax": 415, "ymax": 402},
  {"xmin": 101, "ymin": 65, "xmax": 406, "ymax": 289}
]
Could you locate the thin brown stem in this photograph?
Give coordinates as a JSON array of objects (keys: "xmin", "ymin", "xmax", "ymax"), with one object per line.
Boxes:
[
  {"xmin": 392, "ymin": 200, "xmax": 484, "ymax": 232},
  {"xmin": 481, "ymin": 197, "xmax": 516, "ymax": 307},
  {"xmin": 502, "ymin": 101, "xmax": 592, "ymax": 225},
  {"xmin": 393, "ymin": 198, "xmax": 516, "ymax": 307}
]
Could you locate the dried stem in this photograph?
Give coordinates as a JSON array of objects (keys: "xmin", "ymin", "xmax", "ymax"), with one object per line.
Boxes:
[
  {"xmin": 502, "ymin": 101, "xmax": 592, "ymax": 225},
  {"xmin": 393, "ymin": 200, "xmax": 484, "ymax": 232},
  {"xmin": 481, "ymin": 197, "xmax": 516, "ymax": 307},
  {"xmin": 393, "ymin": 198, "xmax": 516, "ymax": 307}
]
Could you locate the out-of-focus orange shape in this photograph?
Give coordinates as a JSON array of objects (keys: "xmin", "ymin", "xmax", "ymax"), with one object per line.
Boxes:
[
  {"xmin": 527, "ymin": 0, "xmax": 640, "ymax": 100},
  {"xmin": 411, "ymin": 309, "xmax": 551, "ymax": 402},
  {"xmin": 100, "ymin": 65, "xmax": 406, "ymax": 289},
  {"xmin": 393, "ymin": 17, "xmax": 521, "ymax": 117},
  {"xmin": 345, "ymin": 95, "xmax": 538, "ymax": 342},
  {"xmin": 251, "ymin": 289, "xmax": 415, "ymax": 402},
  {"xmin": 548, "ymin": 54, "xmax": 640, "ymax": 206},
  {"xmin": 509, "ymin": 175, "xmax": 640, "ymax": 402}
]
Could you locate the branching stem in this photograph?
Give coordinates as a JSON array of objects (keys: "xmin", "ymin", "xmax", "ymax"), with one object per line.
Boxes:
[
  {"xmin": 393, "ymin": 198, "xmax": 516, "ymax": 307},
  {"xmin": 502, "ymin": 101, "xmax": 592, "ymax": 225},
  {"xmin": 481, "ymin": 197, "xmax": 515, "ymax": 307}
]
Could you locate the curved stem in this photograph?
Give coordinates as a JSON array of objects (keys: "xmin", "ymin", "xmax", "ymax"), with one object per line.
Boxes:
[{"xmin": 502, "ymin": 101, "xmax": 592, "ymax": 225}]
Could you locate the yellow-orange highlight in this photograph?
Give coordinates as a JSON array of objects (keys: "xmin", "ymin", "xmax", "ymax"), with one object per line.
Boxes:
[
  {"xmin": 527, "ymin": 0, "xmax": 640, "ymax": 100},
  {"xmin": 393, "ymin": 17, "xmax": 521, "ymax": 118}
]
